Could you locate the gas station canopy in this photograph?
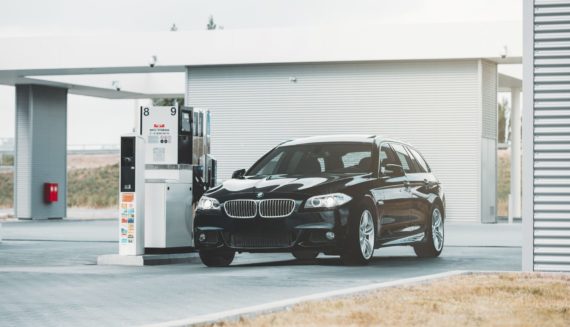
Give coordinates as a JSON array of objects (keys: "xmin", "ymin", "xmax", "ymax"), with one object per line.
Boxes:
[{"xmin": 0, "ymin": 21, "xmax": 521, "ymax": 98}]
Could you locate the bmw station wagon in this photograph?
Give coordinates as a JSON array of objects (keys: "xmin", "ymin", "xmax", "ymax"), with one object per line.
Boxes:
[{"xmin": 194, "ymin": 135, "xmax": 445, "ymax": 267}]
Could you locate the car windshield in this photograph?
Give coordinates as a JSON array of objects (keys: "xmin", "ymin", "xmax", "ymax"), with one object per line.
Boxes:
[{"xmin": 247, "ymin": 143, "xmax": 373, "ymax": 177}]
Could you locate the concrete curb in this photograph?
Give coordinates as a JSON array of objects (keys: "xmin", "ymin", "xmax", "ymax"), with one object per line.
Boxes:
[
  {"xmin": 97, "ymin": 253, "xmax": 200, "ymax": 266},
  {"xmin": 143, "ymin": 270, "xmax": 467, "ymax": 327}
]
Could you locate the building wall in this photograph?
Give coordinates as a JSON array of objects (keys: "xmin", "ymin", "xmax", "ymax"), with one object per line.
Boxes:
[
  {"xmin": 524, "ymin": 0, "xmax": 570, "ymax": 271},
  {"xmin": 480, "ymin": 60, "xmax": 498, "ymax": 223},
  {"xmin": 187, "ymin": 60, "xmax": 487, "ymax": 223}
]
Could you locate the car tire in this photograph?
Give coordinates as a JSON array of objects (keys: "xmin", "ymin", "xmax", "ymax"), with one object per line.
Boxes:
[
  {"xmin": 341, "ymin": 204, "xmax": 376, "ymax": 266},
  {"xmin": 199, "ymin": 249, "xmax": 235, "ymax": 267},
  {"xmin": 414, "ymin": 205, "xmax": 444, "ymax": 258},
  {"xmin": 292, "ymin": 249, "xmax": 319, "ymax": 261}
]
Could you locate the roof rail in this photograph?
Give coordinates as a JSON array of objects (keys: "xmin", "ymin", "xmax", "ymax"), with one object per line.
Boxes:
[{"xmin": 278, "ymin": 139, "xmax": 293, "ymax": 146}]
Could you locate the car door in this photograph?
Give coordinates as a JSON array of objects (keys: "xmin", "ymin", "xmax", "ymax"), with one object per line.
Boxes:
[
  {"xmin": 370, "ymin": 143, "xmax": 412, "ymax": 241},
  {"xmin": 402, "ymin": 145, "xmax": 433, "ymax": 230},
  {"xmin": 382, "ymin": 143, "xmax": 423, "ymax": 237}
]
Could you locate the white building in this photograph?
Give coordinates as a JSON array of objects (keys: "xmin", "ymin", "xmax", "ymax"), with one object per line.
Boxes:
[
  {"xmin": 0, "ymin": 21, "xmax": 522, "ymax": 224},
  {"xmin": 189, "ymin": 60, "xmax": 502, "ymax": 224}
]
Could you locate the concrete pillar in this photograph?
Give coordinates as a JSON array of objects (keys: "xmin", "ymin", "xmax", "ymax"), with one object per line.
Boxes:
[
  {"xmin": 509, "ymin": 88, "xmax": 522, "ymax": 222},
  {"xmin": 15, "ymin": 85, "xmax": 67, "ymax": 220}
]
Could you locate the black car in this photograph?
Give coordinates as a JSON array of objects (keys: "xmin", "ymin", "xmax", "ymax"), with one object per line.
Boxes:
[{"xmin": 194, "ymin": 135, "xmax": 445, "ymax": 266}]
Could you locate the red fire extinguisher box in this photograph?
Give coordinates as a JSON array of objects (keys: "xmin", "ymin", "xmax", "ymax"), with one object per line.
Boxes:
[{"xmin": 44, "ymin": 183, "xmax": 58, "ymax": 203}]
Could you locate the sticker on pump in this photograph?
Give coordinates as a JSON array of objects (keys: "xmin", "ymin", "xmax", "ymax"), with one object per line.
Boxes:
[{"xmin": 121, "ymin": 193, "xmax": 134, "ymax": 203}]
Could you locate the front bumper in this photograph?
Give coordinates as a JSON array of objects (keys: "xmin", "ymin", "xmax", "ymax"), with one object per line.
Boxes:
[{"xmin": 194, "ymin": 207, "xmax": 351, "ymax": 253}]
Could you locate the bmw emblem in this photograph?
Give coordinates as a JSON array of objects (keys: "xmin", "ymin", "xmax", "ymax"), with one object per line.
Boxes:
[{"xmin": 256, "ymin": 192, "xmax": 264, "ymax": 199}]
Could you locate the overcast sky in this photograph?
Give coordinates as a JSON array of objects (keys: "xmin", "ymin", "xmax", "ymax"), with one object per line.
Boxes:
[{"xmin": 0, "ymin": 0, "xmax": 522, "ymax": 145}]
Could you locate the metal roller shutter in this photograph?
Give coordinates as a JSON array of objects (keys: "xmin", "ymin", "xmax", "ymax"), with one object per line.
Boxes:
[
  {"xmin": 532, "ymin": 0, "xmax": 570, "ymax": 271},
  {"xmin": 187, "ymin": 60, "xmax": 490, "ymax": 224}
]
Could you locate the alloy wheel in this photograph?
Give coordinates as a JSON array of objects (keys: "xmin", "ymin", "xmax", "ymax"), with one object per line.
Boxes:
[
  {"xmin": 359, "ymin": 209, "xmax": 375, "ymax": 259},
  {"xmin": 431, "ymin": 208, "xmax": 444, "ymax": 251}
]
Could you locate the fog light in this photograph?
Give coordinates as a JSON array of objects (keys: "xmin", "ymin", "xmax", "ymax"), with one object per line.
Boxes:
[
  {"xmin": 325, "ymin": 231, "xmax": 335, "ymax": 240},
  {"xmin": 199, "ymin": 233, "xmax": 207, "ymax": 242}
]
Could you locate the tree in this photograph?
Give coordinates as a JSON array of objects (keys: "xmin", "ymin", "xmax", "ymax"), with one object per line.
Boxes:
[
  {"xmin": 152, "ymin": 98, "xmax": 184, "ymax": 107},
  {"xmin": 207, "ymin": 15, "xmax": 217, "ymax": 30},
  {"xmin": 498, "ymin": 97, "xmax": 511, "ymax": 144},
  {"xmin": 154, "ymin": 15, "xmax": 221, "ymax": 107}
]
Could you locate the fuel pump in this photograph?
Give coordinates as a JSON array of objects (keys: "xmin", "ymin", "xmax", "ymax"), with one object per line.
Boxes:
[
  {"xmin": 139, "ymin": 106, "xmax": 216, "ymax": 253},
  {"xmin": 118, "ymin": 135, "xmax": 145, "ymax": 255}
]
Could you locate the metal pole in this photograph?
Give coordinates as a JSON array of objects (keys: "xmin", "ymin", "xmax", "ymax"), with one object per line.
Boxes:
[{"xmin": 510, "ymin": 88, "xmax": 522, "ymax": 222}]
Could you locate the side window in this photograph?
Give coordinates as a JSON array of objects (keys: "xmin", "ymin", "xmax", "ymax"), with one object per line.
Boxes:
[
  {"xmin": 403, "ymin": 146, "xmax": 422, "ymax": 173},
  {"xmin": 390, "ymin": 143, "xmax": 413, "ymax": 174},
  {"xmin": 379, "ymin": 143, "xmax": 398, "ymax": 169},
  {"xmin": 408, "ymin": 147, "xmax": 430, "ymax": 173}
]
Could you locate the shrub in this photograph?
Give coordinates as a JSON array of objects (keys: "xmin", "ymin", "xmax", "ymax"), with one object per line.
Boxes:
[
  {"xmin": 68, "ymin": 164, "xmax": 119, "ymax": 207},
  {"xmin": 0, "ymin": 164, "xmax": 119, "ymax": 208},
  {"xmin": 0, "ymin": 172, "xmax": 13, "ymax": 207},
  {"xmin": 1, "ymin": 154, "xmax": 14, "ymax": 166}
]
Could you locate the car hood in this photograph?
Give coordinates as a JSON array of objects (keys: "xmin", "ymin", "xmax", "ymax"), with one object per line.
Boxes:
[{"xmin": 206, "ymin": 174, "xmax": 371, "ymax": 200}]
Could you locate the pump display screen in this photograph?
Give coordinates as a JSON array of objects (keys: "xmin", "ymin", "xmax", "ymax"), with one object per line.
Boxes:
[{"xmin": 181, "ymin": 112, "xmax": 191, "ymax": 132}]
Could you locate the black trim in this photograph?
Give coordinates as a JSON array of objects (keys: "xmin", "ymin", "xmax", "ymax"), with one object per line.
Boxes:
[
  {"xmin": 120, "ymin": 136, "xmax": 136, "ymax": 192},
  {"xmin": 139, "ymin": 106, "xmax": 143, "ymax": 135},
  {"xmin": 178, "ymin": 106, "xmax": 193, "ymax": 164},
  {"xmin": 145, "ymin": 246, "xmax": 196, "ymax": 254}
]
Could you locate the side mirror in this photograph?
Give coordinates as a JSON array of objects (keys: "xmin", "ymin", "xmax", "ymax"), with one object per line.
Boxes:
[
  {"xmin": 383, "ymin": 164, "xmax": 405, "ymax": 178},
  {"xmin": 232, "ymin": 169, "xmax": 246, "ymax": 179}
]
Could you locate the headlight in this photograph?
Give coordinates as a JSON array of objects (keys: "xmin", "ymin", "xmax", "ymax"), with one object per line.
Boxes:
[
  {"xmin": 304, "ymin": 193, "xmax": 352, "ymax": 209},
  {"xmin": 197, "ymin": 196, "xmax": 221, "ymax": 211}
]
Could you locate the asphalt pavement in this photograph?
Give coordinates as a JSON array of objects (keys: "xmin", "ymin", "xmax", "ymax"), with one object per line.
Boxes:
[{"xmin": 0, "ymin": 219, "xmax": 522, "ymax": 327}]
